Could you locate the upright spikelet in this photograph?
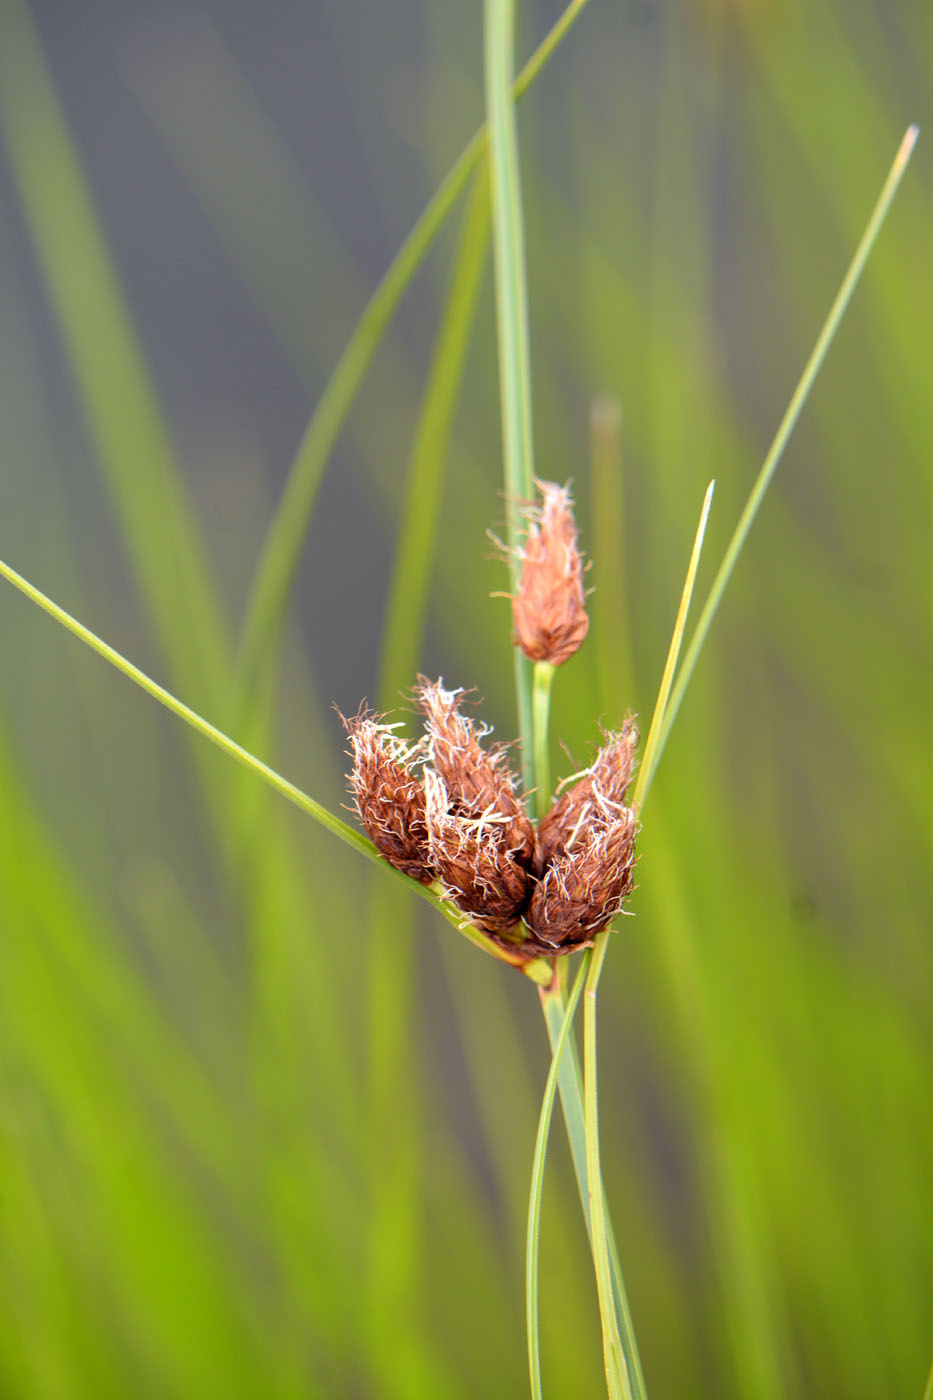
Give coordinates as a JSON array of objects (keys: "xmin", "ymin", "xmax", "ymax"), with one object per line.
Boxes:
[
  {"xmin": 416, "ymin": 678, "xmax": 535, "ymax": 866},
  {"xmin": 511, "ymin": 480, "xmax": 589, "ymax": 667},
  {"xmin": 342, "ymin": 708, "xmax": 434, "ymax": 884},
  {"xmin": 536, "ymin": 718, "xmax": 639, "ymax": 870}
]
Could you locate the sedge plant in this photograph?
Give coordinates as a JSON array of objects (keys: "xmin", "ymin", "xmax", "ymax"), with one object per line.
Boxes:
[{"xmin": 0, "ymin": 0, "xmax": 919, "ymax": 1392}]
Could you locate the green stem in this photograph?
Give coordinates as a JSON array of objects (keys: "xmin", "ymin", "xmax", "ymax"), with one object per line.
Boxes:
[
  {"xmin": 483, "ymin": 3, "xmax": 645, "ymax": 1393},
  {"xmin": 485, "ymin": 0, "xmax": 537, "ymax": 793},
  {"xmin": 558, "ymin": 479, "xmax": 717, "ymax": 1398},
  {"xmin": 540, "ymin": 985, "xmax": 648, "ymax": 1399},
  {"xmin": 532, "ymin": 661, "xmax": 556, "ymax": 819},
  {"xmin": 584, "ymin": 939, "xmax": 631, "ymax": 1400},
  {"xmin": 526, "ymin": 953, "xmax": 590, "ymax": 1400}
]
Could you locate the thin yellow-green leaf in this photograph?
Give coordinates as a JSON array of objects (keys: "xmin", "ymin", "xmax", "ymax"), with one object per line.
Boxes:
[
  {"xmin": 632, "ymin": 480, "xmax": 715, "ymax": 811},
  {"xmin": 584, "ymin": 936, "xmax": 633, "ymax": 1400},
  {"xmin": 656, "ymin": 125, "xmax": 918, "ymax": 765}
]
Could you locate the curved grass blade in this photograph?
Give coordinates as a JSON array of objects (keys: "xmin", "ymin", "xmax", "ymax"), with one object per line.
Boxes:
[
  {"xmin": 526, "ymin": 952, "xmax": 590, "ymax": 1400},
  {"xmin": 632, "ymin": 480, "xmax": 715, "ymax": 811},
  {"xmin": 378, "ymin": 173, "xmax": 491, "ymax": 705},
  {"xmin": 0, "ymin": 555, "xmax": 364, "ymax": 855},
  {"xmin": 233, "ymin": 0, "xmax": 591, "ymax": 731},
  {"xmin": 654, "ymin": 125, "xmax": 919, "ymax": 773},
  {"xmin": 0, "ymin": 551, "xmax": 555, "ymax": 980},
  {"xmin": 365, "ymin": 173, "xmax": 491, "ymax": 1394}
]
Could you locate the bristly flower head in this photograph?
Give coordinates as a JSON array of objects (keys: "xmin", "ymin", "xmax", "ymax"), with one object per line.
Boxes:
[
  {"xmin": 536, "ymin": 717, "xmax": 639, "ymax": 871},
  {"xmin": 342, "ymin": 708, "xmax": 434, "ymax": 884},
  {"xmin": 526, "ymin": 804, "xmax": 637, "ymax": 947},
  {"xmin": 528, "ymin": 719, "xmax": 640, "ymax": 945},
  {"xmin": 416, "ymin": 678, "xmax": 535, "ymax": 935},
  {"xmin": 511, "ymin": 479, "xmax": 589, "ymax": 667},
  {"xmin": 415, "ymin": 677, "xmax": 535, "ymax": 866},
  {"xmin": 423, "ymin": 769, "xmax": 532, "ymax": 934},
  {"xmin": 342, "ymin": 683, "xmax": 639, "ymax": 963}
]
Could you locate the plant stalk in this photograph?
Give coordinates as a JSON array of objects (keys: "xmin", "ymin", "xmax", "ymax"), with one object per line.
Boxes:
[
  {"xmin": 532, "ymin": 661, "xmax": 556, "ymax": 820},
  {"xmin": 584, "ymin": 938, "xmax": 632, "ymax": 1400},
  {"xmin": 526, "ymin": 953, "xmax": 591, "ymax": 1400},
  {"xmin": 0, "ymin": 552, "xmax": 554, "ymax": 984}
]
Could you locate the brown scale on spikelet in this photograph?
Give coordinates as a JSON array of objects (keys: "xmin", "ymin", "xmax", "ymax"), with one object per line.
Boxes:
[
  {"xmin": 511, "ymin": 480, "xmax": 589, "ymax": 667},
  {"xmin": 528, "ymin": 719, "xmax": 640, "ymax": 947},
  {"xmin": 342, "ymin": 708, "xmax": 434, "ymax": 884},
  {"xmin": 526, "ymin": 803, "xmax": 638, "ymax": 948},
  {"xmin": 423, "ymin": 770, "xmax": 532, "ymax": 934},
  {"xmin": 415, "ymin": 678, "xmax": 535, "ymax": 868},
  {"xmin": 536, "ymin": 717, "xmax": 639, "ymax": 872}
]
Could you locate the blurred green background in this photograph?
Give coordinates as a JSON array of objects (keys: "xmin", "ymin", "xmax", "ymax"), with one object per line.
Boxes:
[{"xmin": 0, "ymin": 1, "xmax": 930, "ymax": 1396}]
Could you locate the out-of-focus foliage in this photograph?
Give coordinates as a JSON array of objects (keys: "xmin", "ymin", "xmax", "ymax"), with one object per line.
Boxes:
[{"xmin": 0, "ymin": 1, "xmax": 929, "ymax": 1396}]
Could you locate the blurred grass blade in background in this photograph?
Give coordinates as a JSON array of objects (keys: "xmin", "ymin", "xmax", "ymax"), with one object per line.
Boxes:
[
  {"xmin": 365, "ymin": 172, "xmax": 491, "ymax": 1395},
  {"xmin": 0, "ymin": 0, "xmax": 229, "ymax": 711},
  {"xmin": 232, "ymin": 0, "xmax": 591, "ymax": 735},
  {"xmin": 656, "ymin": 124, "xmax": 920, "ymax": 771},
  {"xmin": 378, "ymin": 174, "xmax": 492, "ymax": 707},
  {"xmin": 577, "ymin": 120, "xmax": 917, "ymax": 1399}
]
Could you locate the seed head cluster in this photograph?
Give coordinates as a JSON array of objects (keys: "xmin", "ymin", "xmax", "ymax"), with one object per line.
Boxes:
[
  {"xmin": 342, "ymin": 478, "xmax": 642, "ymax": 966},
  {"xmin": 344, "ymin": 682, "xmax": 638, "ymax": 961}
]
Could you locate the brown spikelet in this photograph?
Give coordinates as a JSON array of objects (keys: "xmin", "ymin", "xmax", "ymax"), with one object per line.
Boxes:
[
  {"xmin": 415, "ymin": 678, "xmax": 535, "ymax": 867},
  {"xmin": 511, "ymin": 480, "xmax": 589, "ymax": 667},
  {"xmin": 537, "ymin": 717, "xmax": 639, "ymax": 871},
  {"xmin": 343, "ymin": 709, "xmax": 434, "ymax": 883},
  {"xmin": 525, "ymin": 805, "xmax": 638, "ymax": 947},
  {"xmin": 423, "ymin": 770, "xmax": 531, "ymax": 932}
]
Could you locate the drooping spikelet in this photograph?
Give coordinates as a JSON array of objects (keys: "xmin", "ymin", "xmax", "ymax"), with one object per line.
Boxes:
[
  {"xmin": 342, "ymin": 709, "xmax": 434, "ymax": 883},
  {"xmin": 511, "ymin": 480, "xmax": 589, "ymax": 667}
]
